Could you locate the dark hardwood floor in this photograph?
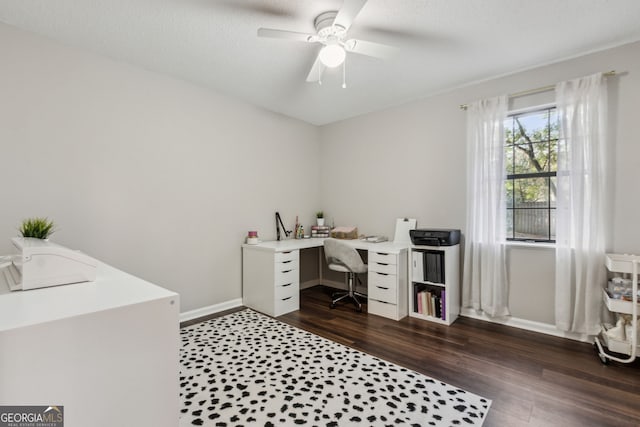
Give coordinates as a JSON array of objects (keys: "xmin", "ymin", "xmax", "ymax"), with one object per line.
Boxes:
[{"xmin": 182, "ymin": 286, "xmax": 640, "ymax": 426}]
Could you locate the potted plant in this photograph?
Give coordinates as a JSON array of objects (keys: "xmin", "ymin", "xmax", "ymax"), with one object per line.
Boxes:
[
  {"xmin": 19, "ymin": 217, "xmax": 56, "ymax": 240},
  {"xmin": 316, "ymin": 211, "xmax": 325, "ymax": 227}
]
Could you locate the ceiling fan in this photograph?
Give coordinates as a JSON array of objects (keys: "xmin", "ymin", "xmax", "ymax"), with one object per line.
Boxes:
[{"xmin": 257, "ymin": 0, "xmax": 394, "ymax": 86}]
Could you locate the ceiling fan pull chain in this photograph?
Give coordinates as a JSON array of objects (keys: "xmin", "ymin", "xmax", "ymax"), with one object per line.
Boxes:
[
  {"xmin": 318, "ymin": 62, "xmax": 322, "ymax": 85},
  {"xmin": 342, "ymin": 56, "xmax": 347, "ymax": 89}
]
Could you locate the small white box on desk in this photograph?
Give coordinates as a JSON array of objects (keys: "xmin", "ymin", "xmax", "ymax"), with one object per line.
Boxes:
[{"xmin": 2, "ymin": 237, "xmax": 97, "ymax": 291}]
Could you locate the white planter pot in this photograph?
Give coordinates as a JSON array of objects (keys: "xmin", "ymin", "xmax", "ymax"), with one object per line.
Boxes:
[{"xmin": 317, "ymin": 218, "xmax": 325, "ymax": 226}]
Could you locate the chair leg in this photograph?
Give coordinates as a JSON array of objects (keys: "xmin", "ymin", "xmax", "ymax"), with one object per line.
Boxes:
[
  {"xmin": 351, "ymin": 292, "xmax": 363, "ymax": 312},
  {"xmin": 330, "ymin": 272, "xmax": 366, "ymax": 312},
  {"xmin": 331, "ymin": 292, "xmax": 350, "ymax": 305}
]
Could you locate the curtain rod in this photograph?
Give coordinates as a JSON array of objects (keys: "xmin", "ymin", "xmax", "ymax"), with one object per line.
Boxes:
[{"xmin": 459, "ymin": 70, "xmax": 617, "ymax": 110}]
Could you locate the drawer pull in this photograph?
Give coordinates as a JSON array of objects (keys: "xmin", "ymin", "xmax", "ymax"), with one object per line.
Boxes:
[
  {"xmin": 281, "ymin": 269, "xmax": 293, "ymax": 273},
  {"xmin": 376, "ymin": 262, "xmax": 389, "ymax": 266},
  {"xmin": 282, "ymin": 283, "xmax": 292, "ymax": 287},
  {"xmin": 282, "ymin": 251, "xmax": 292, "ymax": 254},
  {"xmin": 376, "ymin": 252, "xmax": 389, "ymax": 256},
  {"xmin": 376, "ymin": 286, "xmax": 389, "ymax": 290},
  {"xmin": 375, "ymin": 272, "xmax": 389, "ymax": 276},
  {"xmin": 282, "ymin": 296, "xmax": 292, "ymax": 301}
]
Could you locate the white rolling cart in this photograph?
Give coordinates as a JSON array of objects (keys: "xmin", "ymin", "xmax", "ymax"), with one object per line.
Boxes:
[{"xmin": 594, "ymin": 253, "xmax": 639, "ymax": 364}]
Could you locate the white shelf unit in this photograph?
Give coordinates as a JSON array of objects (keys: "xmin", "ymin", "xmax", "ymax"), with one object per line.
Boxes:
[
  {"xmin": 409, "ymin": 244, "xmax": 460, "ymax": 326},
  {"xmin": 594, "ymin": 253, "xmax": 639, "ymax": 364}
]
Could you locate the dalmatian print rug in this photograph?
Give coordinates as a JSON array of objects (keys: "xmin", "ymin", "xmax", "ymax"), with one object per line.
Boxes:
[{"xmin": 179, "ymin": 309, "xmax": 490, "ymax": 426}]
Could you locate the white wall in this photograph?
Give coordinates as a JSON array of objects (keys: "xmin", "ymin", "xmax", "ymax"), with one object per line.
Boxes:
[
  {"xmin": 2, "ymin": 21, "xmax": 639, "ymax": 325},
  {"xmin": 319, "ymin": 41, "xmax": 640, "ymax": 324},
  {"xmin": 0, "ymin": 23, "xmax": 320, "ymax": 312}
]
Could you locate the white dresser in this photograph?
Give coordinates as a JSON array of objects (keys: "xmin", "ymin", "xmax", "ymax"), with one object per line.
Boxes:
[
  {"xmin": 242, "ymin": 242, "xmax": 307, "ymax": 317},
  {"xmin": 367, "ymin": 249, "xmax": 408, "ymax": 321}
]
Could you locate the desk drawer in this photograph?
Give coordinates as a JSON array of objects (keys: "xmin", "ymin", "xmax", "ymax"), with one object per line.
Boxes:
[
  {"xmin": 276, "ymin": 257, "xmax": 299, "ymax": 271},
  {"xmin": 275, "ymin": 268, "xmax": 298, "ymax": 287},
  {"xmin": 368, "ymin": 299, "xmax": 399, "ymax": 321},
  {"xmin": 275, "ymin": 250, "xmax": 299, "ymax": 264},
  {"xmin": 274, "ymin": 292, "xmax": 299, "ymax": 316},
  {"xmin": 368, "ymin": 271, "xmax": 397, "ymax": 289},
  {"xmin": 369, "ymin": 282, "xmax": 397, "ymax": 304},
  {"xmin": 275, "ymin": 281, "xmax": 298, "ymax": 300},
  {"xmin": 369, "ymin": 251, "xmax": 397, "ymax": 265},
  {"xmin": 369, "ymin": 261, "xmax": 397, "ymax": 275}
]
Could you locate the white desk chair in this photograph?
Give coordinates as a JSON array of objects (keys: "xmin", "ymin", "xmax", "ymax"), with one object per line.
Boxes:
[{"xmin": 324, "ymin": 238, "xmax": 368, "ymax": 312}]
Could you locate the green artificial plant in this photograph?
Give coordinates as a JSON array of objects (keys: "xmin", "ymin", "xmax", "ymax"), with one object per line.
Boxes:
[{"xmin": 19, "ymin": 217, "xmax": 56, "ymax": 239}]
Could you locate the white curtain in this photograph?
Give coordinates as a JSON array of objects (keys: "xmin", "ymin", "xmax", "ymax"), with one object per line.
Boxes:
[
  {"xmin": 463, "ymin": 95, "xmax": 510, "ymax": 317},
  {"xmin": 555, "ymin": 73, "xmax": 608, "ymax": 334}
]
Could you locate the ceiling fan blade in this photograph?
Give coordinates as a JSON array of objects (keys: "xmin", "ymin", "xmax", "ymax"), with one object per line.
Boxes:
[
  {"xmin": 257, "ymin": 28, "xmax": 318, "ymax": 43},
  {"xmin": 344, "ymin": 39, "xmax": 395, "ymax": 59},
  {"xmin": 306, "ymin": 55, "xmax": 325, "ymax": 82},
  {"xmin": 334, "ymin": 0, "xmax": 368, "ymax": 31},
  {"xmin": 218, "ymin": 1, "xmax": 294, "ymax": 18}
]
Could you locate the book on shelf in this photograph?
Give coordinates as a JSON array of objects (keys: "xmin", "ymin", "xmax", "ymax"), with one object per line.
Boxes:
[
  {"xmin": 433, "ymin": 294, "xmax": 440, "ymax": 319},
  {"xmin": 424, "ymin": 251, "xmax": 445, "ymax": 284},
  {"xmin": 421, "ymin": 291, "xmax": 429, "ymax": 316},
  {"xmin": 414, "ymin": 287, "xmax": 446, "ymax": 321},
  {"xmin": 441, "ymin": 290, "xmax": 446, "ymax": 321}
]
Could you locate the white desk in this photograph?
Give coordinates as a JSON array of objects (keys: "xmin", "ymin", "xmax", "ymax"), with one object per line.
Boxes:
[
  {"xmin": 242, "ymin": 238, "xmax": 408, "ymax": 320},
  {"xmin": 0, "ymin": 261, "xmax": 179, "ymax": 427}
]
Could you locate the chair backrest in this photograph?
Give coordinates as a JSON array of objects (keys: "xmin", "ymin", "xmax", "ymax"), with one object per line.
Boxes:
[{"xmin": 323, "ymin": 238, "xmax": 367, "ymax": 274}]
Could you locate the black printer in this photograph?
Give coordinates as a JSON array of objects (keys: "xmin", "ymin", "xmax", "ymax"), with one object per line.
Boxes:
[{"xmin": 409, "ymin": 229, "xmax": 460, "ymax": 246}]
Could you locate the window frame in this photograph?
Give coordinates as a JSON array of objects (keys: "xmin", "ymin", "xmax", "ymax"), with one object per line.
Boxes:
[{"xmin": 504, "ymin": 104, "xmax": 557, "ymax": 244}]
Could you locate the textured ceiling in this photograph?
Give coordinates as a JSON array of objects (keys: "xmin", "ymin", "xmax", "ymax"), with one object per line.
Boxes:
[{"xmin": 1, "ymin": 0, "xmax": 640, "ymax": 125}]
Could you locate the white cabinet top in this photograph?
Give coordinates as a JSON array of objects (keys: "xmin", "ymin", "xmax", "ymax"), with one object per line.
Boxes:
[
  {"xmin": 243, "ymin": 238, "xmax": 325, "ymax": 252},
  {"xmin": 0, "ymin": 261, "xmax": 178, "ymax": 332},
  {"xmin": 243, "ymin": 238, "xmax": 408, "ymax": 254}
]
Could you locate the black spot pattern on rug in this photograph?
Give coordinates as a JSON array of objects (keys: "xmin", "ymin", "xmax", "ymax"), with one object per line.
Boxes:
[{"xmin": 179, "ymin": 309, "xmax": 491, "ymax": 426}]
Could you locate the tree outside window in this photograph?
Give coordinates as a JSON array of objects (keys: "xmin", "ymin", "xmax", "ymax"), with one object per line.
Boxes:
[{"xmin": 504, "ymin": 107, "xmax": 557, "ymax": 242}]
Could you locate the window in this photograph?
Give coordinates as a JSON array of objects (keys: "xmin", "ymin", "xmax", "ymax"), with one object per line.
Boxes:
[{"xmin": 504, "ymin": 107, "xmax": 557, "ymax": 242}]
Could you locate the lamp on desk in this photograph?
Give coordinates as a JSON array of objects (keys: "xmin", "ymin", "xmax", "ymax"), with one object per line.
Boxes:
[{"xmin": 275, "ymin": 212, "xmax": 291, "ymax": 241}]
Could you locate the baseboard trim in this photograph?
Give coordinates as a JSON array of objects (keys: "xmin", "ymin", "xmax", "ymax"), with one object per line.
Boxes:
[
  {"xmin": 180, "ymin": 298, "xmax": 243, "ymax": 322},
  {"xmin": 300, "ymin": 280, "xmax": 363, "ymax": 292},
  {"xmin": 180, "ymin": 298, "xmax": 592, "ymax": 343},
  {"xmin": 460, "ymin": 308, "xmax": 592, "ymax": 343}
]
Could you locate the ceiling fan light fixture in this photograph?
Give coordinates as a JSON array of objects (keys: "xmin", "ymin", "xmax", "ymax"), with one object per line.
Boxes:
[{"xmin": 319, "ymin": 44, "xmax": 346, "ymax": 68}]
